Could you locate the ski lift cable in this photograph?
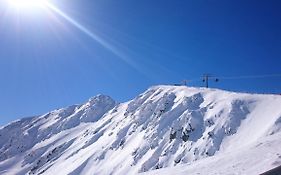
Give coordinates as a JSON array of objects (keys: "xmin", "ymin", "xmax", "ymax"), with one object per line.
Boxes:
[
  {"xmin": 217, "ymin": 74, "xmax": 281, "ymax": 80},
  {"xmin": 184, "ymin": 73, "xmax": 281, "ymax": 83}
]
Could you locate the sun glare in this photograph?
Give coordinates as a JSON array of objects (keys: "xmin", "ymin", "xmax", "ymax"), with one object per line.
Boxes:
[
  {"xmin": 5, "ymin": 0, "xmax": 137, "ymax": 71},
  {"xmin": 9, "ymin": 0, "xmax": 47, "ymax": 9}
]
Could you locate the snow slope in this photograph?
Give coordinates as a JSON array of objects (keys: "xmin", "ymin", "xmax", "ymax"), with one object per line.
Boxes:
[
  {"xmin": 0, "ymin": 85, "xmax": 281, "ymax": 175},
  {"xmin": 143, "ymin": 131, "xmax": 281, "ymax": 175}
]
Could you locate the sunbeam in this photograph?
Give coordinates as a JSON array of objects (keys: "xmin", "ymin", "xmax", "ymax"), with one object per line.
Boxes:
[{"xmin": 43, "ymin": 1, "xmax": 142, "ymax": 72}]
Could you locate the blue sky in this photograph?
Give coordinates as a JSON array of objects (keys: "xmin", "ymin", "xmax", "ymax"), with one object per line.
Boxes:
[{"xmin": 0, "ymin": 0, "xmax": 281, "ymax": 126}]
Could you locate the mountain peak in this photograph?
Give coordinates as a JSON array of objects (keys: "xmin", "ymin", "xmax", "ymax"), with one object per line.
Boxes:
[
  {"xmin": 87, "ymin": 94, "xmax": 116, "ymax": 105},
  {"xmin": 0, "ymin": 86, "xmax": 281, "ymax": 175}
]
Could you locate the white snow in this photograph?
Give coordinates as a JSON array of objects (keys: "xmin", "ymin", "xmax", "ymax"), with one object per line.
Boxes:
[
  {"xmin": 0, "ymin": 85, "xmax": 281, "ymax": 175},
  {"xmin": 143, "ymin": 131, "xmax": 281, "ymax": 175}
]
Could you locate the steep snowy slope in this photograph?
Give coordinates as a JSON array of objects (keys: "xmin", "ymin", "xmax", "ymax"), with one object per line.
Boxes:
[
  {"xmin": 0, "ymin": 85, "xmax": 281, "ymax": 175},
  {"xmin": 143, "ymin": 131, "xmax": 281, "ymax": 175}
]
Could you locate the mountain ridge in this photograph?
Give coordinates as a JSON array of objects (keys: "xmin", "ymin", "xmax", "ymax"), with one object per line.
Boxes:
[{"xmin": 0, "ymin": 85, "xmax": 281, "ymax": 175}]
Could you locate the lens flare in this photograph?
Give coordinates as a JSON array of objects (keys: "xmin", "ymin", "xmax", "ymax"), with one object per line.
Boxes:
[
  {"xmin": 44, "ymin": 1, "xmax": 140, "ymax": 71},
  {"xmin": 6, "ymin": 0, "xmax": 142, "ymax": 74}
]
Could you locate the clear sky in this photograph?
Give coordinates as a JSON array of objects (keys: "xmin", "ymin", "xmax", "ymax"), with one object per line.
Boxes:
[{"xmin": 0, "ymin": 0, "xmax": 281, "ymax": 126}]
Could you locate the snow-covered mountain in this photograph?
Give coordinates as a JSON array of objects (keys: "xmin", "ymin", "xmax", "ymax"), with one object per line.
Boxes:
[{"xmin": 0, "ymin": 85, "xmax": 281, "ymax": 175}]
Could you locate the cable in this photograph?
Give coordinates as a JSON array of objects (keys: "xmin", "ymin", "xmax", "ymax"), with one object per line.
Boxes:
[
  {"xmin": 181, "ymin": 73, "xmax": 281, "ymax": 84},
  {"xmin": 217, "ymin": 74, "xmax": 281, "ymax": 80}
]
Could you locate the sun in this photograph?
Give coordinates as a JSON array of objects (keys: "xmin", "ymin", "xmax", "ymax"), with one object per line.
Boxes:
[{"xmin": 8, "ymin": 0, "xmax": 47, "ymax": 9}]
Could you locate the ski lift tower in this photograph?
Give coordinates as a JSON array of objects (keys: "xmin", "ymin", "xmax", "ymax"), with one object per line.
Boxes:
[
  {"xmin": 182, "ymin": 80, "xmax": 188, "ymax": 86},
  {"xmin": 202, "ymin": 74, "xmax": 219, "ymax": 88}
]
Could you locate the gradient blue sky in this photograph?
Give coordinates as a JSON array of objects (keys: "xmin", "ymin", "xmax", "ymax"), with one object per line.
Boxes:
[{"xmin": 0, "ymin": 0, "xmax": 281, "ymax": 126}]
